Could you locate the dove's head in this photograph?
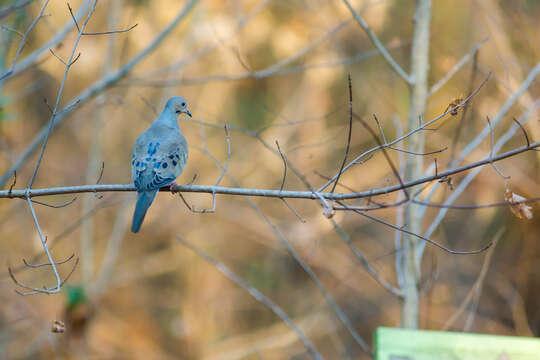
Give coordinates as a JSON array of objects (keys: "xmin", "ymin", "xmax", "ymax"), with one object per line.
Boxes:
[{"xmin": 166, "ymin": 97, "xmax": 192, "ymax": 117}]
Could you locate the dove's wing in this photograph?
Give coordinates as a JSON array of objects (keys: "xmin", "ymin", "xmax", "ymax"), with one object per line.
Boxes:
[
  {"xmin": 131, "ymin": 127, "xmax": 188, "ymax": 191},
  {"xmin": 130, "ymin": 126, "xmax": 188, "ymax": 233}
]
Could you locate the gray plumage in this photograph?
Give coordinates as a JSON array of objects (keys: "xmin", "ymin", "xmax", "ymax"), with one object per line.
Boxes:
[{"xmin": 131, "ymin": 97, "xmax": 191, "ymax": 233}]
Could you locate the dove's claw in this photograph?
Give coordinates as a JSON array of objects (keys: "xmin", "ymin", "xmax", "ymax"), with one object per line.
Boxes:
[{"xmin": 169, "ymin": 181, "xmax": 179, "ymax": 193}]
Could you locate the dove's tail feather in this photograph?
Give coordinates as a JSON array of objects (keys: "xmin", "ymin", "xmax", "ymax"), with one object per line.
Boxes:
[{"xmin": 131, "ymin": 189, "xmax": 159, "ymax": 233}]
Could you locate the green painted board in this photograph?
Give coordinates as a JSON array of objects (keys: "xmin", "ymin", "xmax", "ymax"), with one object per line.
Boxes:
[{"xmin": 375, "ymin": 327, "xmax": 540, "ymax": 360}]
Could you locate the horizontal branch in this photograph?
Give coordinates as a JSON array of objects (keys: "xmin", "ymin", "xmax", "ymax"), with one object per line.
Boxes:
[{"xmin": 2, "ymin": 141, "xmax": 538, "ymax": 200}]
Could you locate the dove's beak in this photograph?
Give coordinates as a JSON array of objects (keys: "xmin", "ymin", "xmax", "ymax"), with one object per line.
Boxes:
[{"xmin": 185, "ymin": 109, "xmax": 192, "ymax": 117}]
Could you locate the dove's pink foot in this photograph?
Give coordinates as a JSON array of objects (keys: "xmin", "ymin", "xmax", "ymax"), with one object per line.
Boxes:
[{"xmin": 169, "ymin": 181, "xmax": 179, "ymax": 193}]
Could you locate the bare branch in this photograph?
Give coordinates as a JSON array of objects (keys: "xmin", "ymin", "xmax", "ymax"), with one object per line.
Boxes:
[
  {"xmin": 28, "ymin": 0, "xmax": 100, "ymax": 189},
  {"xmin": 31, "ymin": 197, "xmax": 77, "ymax": 208},
  {"xmin": 342, "ymin": 0, "xmax": 411, "ymax": 83},
  {"xmin": 422, "ymin": 99, "xmax": 540, "ymax": 250},
  {"xmin": 22, "ymin": 253, "xmax": 75, "ymax": 268},
  {"xmin": 388, "ymin": 145, "xmax": 447, "ymax": 156},
  {"xmin": 280, "ymin": 199, "xmax": 305, "ymax": 223},
  {"xmin": 48, "ymin": 48, "xmax": 67, "ymax": 66},
  {"xmin": 447, "ymin": 62, "xmax": 540, "ymax": 169},
  {"xmin": 176, "ymin": 124, "xmax": 230, "ymax": 214},
  {"xmin": 0, "ymin": 24, "xmax": 24, "ymax": 37},
  {"xmin": 2, "ymin": 141, "xmax": 540, "ymax": 200},
  {"xmin": 9, "ymin": 257, "xmax": 79, "ymax": 296},
  {"xmin": 177, "ymin": 236, "xmax": 323, "ymax": 360},
  {"xmin": 317, "ymin": 73, "xmax": 491, "ymax": 192},
  {"xmin": 82, "ymin": 23, "xmax": 138, "ymax": 36},
  {"xmin": 66, "ymin": 2, "xmax": 81, "ymax": 32},
  {"xmin": 274, "ymin": 140, "xmax": 305, "ymax": 222},
  {"xmin": 275, "ymin": 140, "xmax": 287, "ymax": 192},
  {"xmin": 313, "ymin": 170, "xmax": 357, "ymax": 193},
  {"xmin": 486, "ymin": 116, "xmax": 510, "ymax": 180},
  {"xmin": 512, "ymin": 117, "xmax": 530, "ymax": 148},
  {"xmin": 8, "ymin": 171, "xmax": 16, "ymax": 197},
  {"xmin": 442, "ymin": 229, "xmax": 503, "ymax": 330},
  {"xmin": 215, "ymin": 124, "xmax": 231, "ymax": 187},
  {"xmin": 193, "ymin": 142, "xmax": 373, "ymax": 356},
  {"xmin": 339, "ymin": 201, "xmax": 493, "ymax": 255},
  {"xmin": 67, "ymin": 2, "xmax": 138, "ymax": 35},
  {"xmin": 449, "ymin": 49, "xmax": 479, "ymax": 161},
  {"xmin": 331, "ymin": 220, "xmax": 403, "ymax": 297},
  {"xmin": 331, "ymin": 73, "xmax": 353, "ymax": 194},
  {"xmin": 355, "ymin": 113, "xmax": 409, "ymax": 201}
]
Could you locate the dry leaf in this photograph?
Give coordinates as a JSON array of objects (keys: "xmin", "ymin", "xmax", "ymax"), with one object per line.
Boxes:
[
  {"xmin": 51, "ymin": 319, "xmax": 65, "ymax": 333},
  {"xmin": 505, "ymin": 188, "xmax": 533, "ymax": 219}
]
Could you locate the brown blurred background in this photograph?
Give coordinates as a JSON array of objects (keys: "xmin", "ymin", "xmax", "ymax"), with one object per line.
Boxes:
[{"xmin": 0, "ymin": 0, "xmax": 539, "ymax": 359}]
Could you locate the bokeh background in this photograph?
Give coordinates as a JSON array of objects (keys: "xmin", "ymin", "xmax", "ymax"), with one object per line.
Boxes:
[{"xmin": 0, "ymin": 0, "xmax": 539, "ymax": 358}]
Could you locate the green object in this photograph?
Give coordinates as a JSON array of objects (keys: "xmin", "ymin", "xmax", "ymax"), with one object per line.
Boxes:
[
  {"xmin": 64, "ymin": 285, "xmax": 87, "ymax": 311},
  {"xmin": 375, "ymin": 327, "xmax": 540, "ymax": 360}
]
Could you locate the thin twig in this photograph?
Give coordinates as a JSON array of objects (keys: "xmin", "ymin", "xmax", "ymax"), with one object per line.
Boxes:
[
  {"xmin": 22, "ymin": 253, "xmax": 75, "ymax": 268},
  {"xmin": 449, "ymin": 49, "xmax": 479, "ymax": 162},
  {"xmin": 177, "ymin": 124, "xmax": 230, "ymax": 214},
  {"xmin": 9, "ymin": 258, "xmax": 79, "ymax": 296},
  {"xmin": 275, "ymin": 140, "xmax": 304, "ymax": 222},
  {"xmin": 313, "ymin": 170, "xmax": 357, "ymax": 193},
  {"xmin": 0, "ymin": 24, "xmax": 24, "ymax": 37},
  {"xmin": 339, "ymin": 201, "xmax": 493, "ymax": 255},
  {"xmin": 82, "ymin": 23, "xmax": 138, "ymax": 36},
  {"xmin": 30, "ymin": 197, "xmax": 77, "ymax": 208},
  {"xmin": 8, "ymin": 171, "xmax": 16, "ymax": 198},
  {"xmin": 356, "ymin": 113, "xmax": 409, "ymax": 201},
  {"xmin": 331, "ymin": 73, "xmax": 353, "ymax": 194},
  {"xmin": 276, "ymin": 140, "xmax": 287, "ymax": 192},
  {"xmin": 512, "ymin": 117, "xmax": 530, "ymax": 148},
  {"xmin": 49, "ymin": 48, "xmax": 67, "ymax": 65},
  {"xmin": 442, "ymin": 229, "xmax": 503, "ymax": 330},
  {"xmin": 388, "ymin": 145, "xmax": 447, "ymax": 156},
  {"xmin": 280, "ymin": 199, "xmax": 305, "ymax": 223},
  {"xmin": 332, "ymin": 221, "xmax": 403, "ymax": 297},
  {"xmin": 486, "ymin": 116, "xmax": 510, "ymax": 180},
  {"xmin": 68, "ymin": 1, "xmax": 138, "ymax": 35},
  {"xmin": 66, "ymin": 3, "xmax": 80, "ymax": 32}
]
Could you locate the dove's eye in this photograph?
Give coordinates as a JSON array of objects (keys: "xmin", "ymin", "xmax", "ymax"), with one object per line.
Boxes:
[{"xmin": 181, "ymin": 102, "xmax": 186, "ymax": 107}]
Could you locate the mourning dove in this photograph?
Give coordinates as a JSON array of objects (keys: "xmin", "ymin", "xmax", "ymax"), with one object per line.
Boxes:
[{"xmin": 131, "ymin": 97, "xmax": 191, "ymax": 233}]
